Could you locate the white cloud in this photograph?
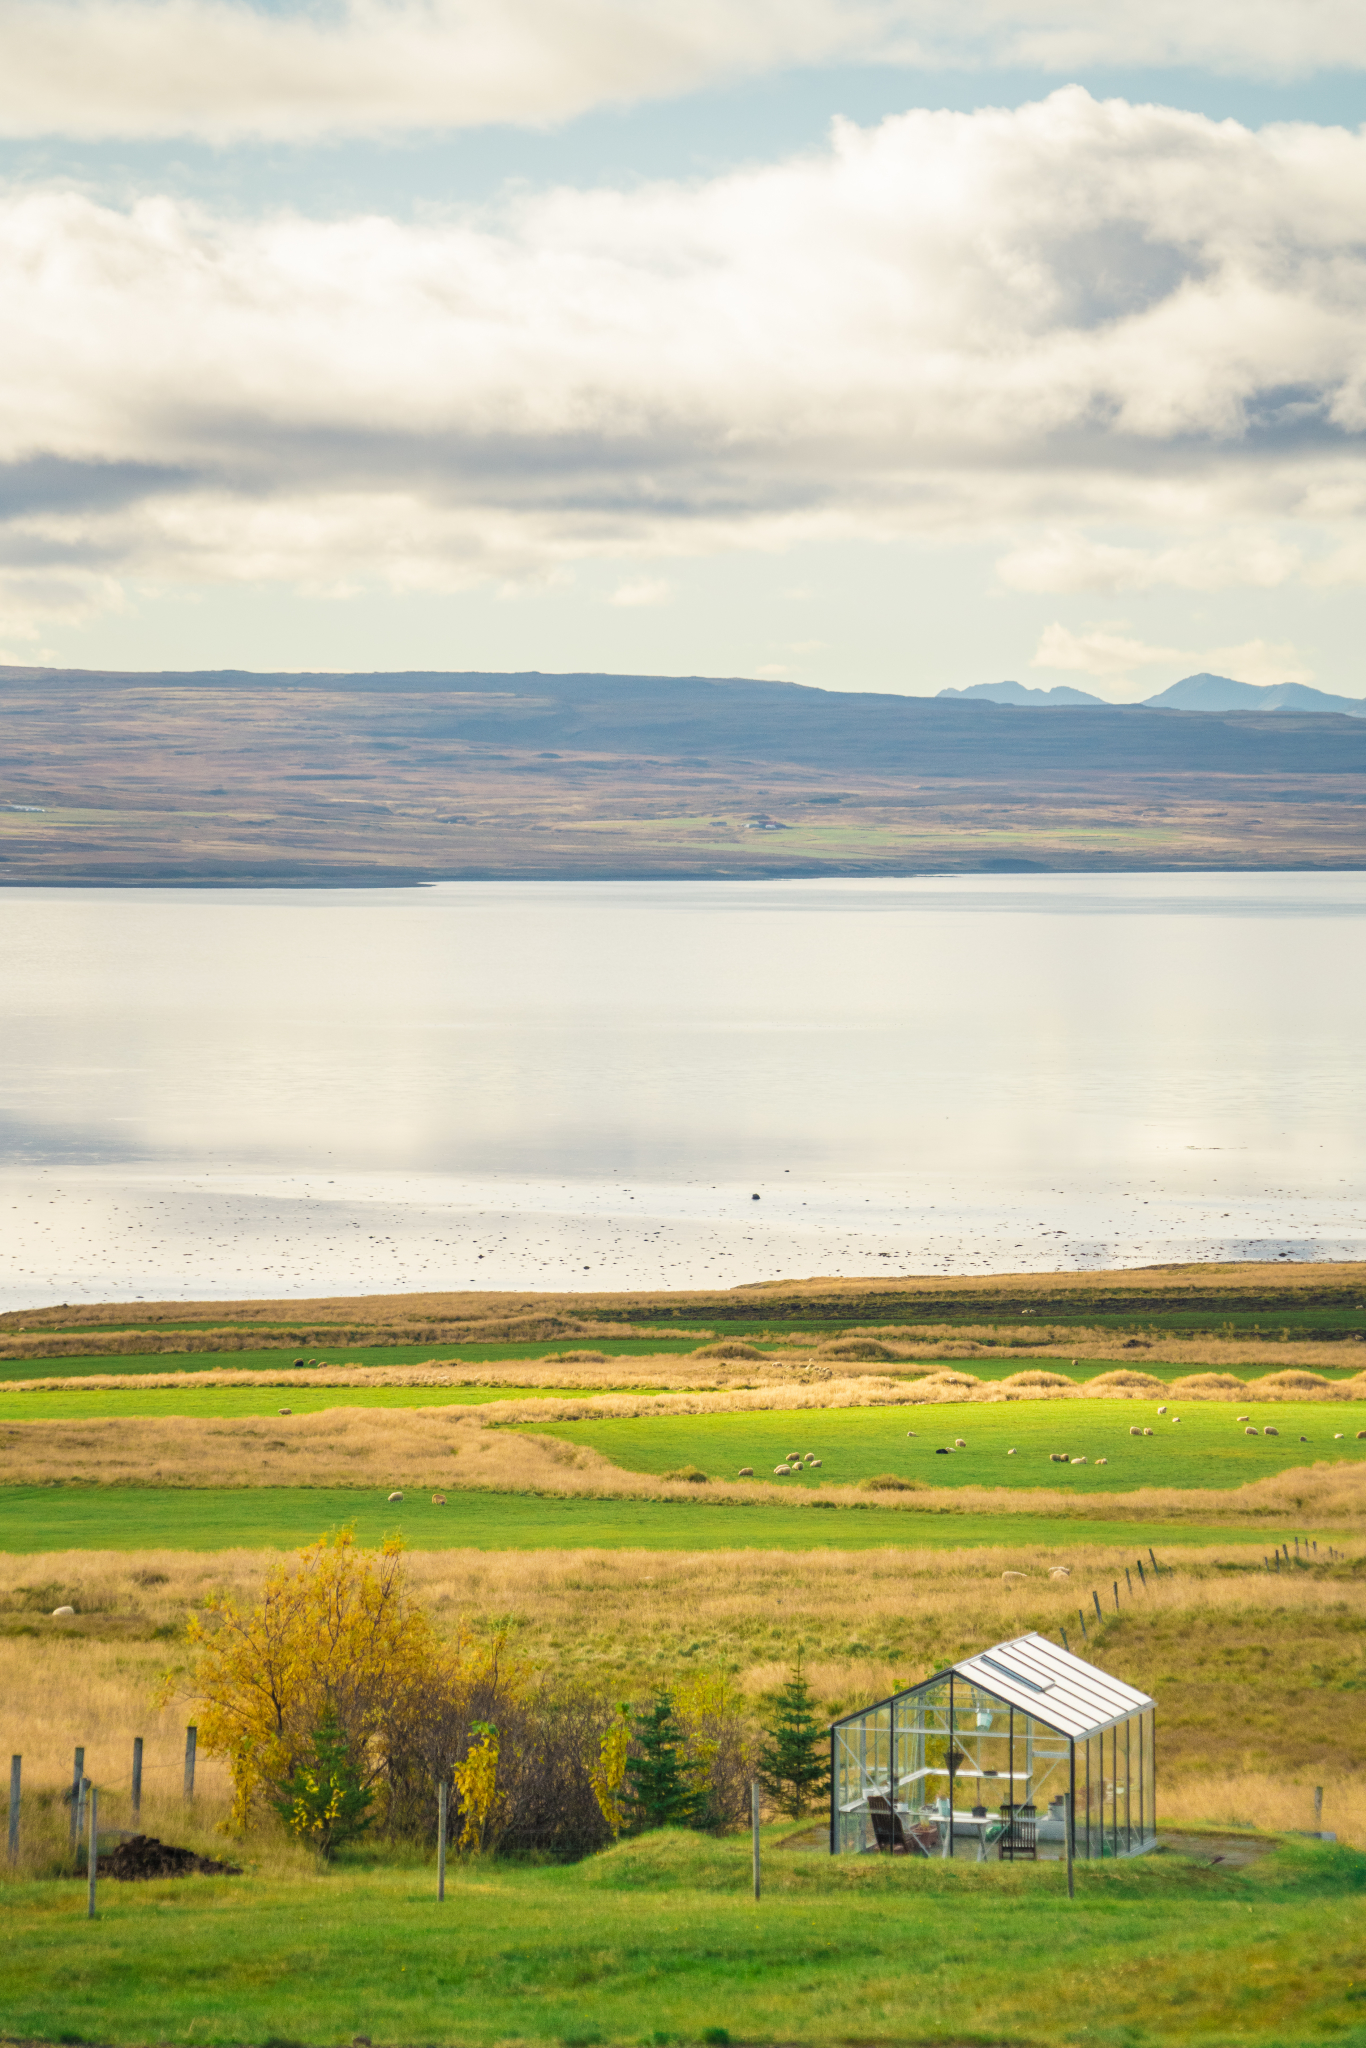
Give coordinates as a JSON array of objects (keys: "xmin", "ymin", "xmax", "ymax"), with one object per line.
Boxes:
[
  {"xmin": 609, "ymin": 577, "xmax": 672, "ymax": 606},
  {"xmin": 7, "ymin": 93, "xmax": 1366, "ymax": 600},
  {"xmin": 1032, "ymin": 622, "xmax": 1315, "ymax": 687},
  {"xmin": 2, "ymin": 1, "xmax": 1365, "ymax": 141},
  {"xmin": 997, "ymin": 530, "xmax": 1304, "ymax": 594},
  {"xmin": 1031, "ymin": 623, "xmax": 1189, "ymax": 678},
  {"xmin": 1201, "ymin": 638, "xmax": 1314, "ymax": 684}
]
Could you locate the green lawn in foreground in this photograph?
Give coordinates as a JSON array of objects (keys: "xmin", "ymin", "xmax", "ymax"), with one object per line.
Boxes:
[
  {"xmin": 3, "ymin": 1832, "xmax": 1363, "ymax": 2047},
  {"xmin": 0, "ymin": 1485, "xmax": 1284, "ymax": 1554},
  {"xmin": 528, "ymin": 1396, "xmax": 1366, "ymax": 1495}
]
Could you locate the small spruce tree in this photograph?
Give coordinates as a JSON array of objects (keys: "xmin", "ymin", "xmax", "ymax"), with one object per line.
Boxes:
[
  {"xmin": 623, "ymin": 1692, "xmax": 704, "ymax": 1831},
  {"xmin": 274, "ymin": 1705, "xmax": 374, "ymax": 1857},
  {"xmin": 757, "ymin": 1652, "xmax": 830, "ymax": 1819}
]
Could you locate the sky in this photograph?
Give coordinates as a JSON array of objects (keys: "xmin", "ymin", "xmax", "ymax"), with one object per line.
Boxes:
[{"xmin": 3, "ymin": 1, "xmax": 1366, "ymax": 701}]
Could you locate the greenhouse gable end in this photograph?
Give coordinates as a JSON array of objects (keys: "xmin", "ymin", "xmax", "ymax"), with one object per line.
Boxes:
[{"xmin": 830, "ymin": 1632, "xmax": 1156, "ymax": 1862}]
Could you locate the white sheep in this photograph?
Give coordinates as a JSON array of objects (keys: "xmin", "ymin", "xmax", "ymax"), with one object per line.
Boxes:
[
  {"xmin": 279, "ymin": 1407, "xmax": 292, "ymax": 1416},
  {"xmin": 51, "ymin": 1605, "xmax": 75, "ymax": 1617},
  {"xmin": 1245, "ymin": 1427, "xmax": 1258, "ymax": 1436},
  {"xmin": 388, "ymin": 1490, "xmax": 404, "ymax": 1502},
  {"xmin": 906, "ymin": 1430, "xmax": 917, "ymax": 1438},
  {"xmin": 1002, "ymin": 1570, "xmax": 1027, "ymax": 1583},
  {"xmin": 738, "ymin": 1466, "xmax": 754, "ymax": 1476},
  {"xmin": 774, "ymin": 1464, "xmax": 792, "ymax": 1475},
  {"xmin": 1129, "ymin": 1426, "xmax": 1143, "ymax": 1436},
  {"xmin": 1070, "ymin": 1456, "xmax": 1086, "ymax": 1465},
  {"xmin": 1048, "ymin": 1566, "xmax": 1071, "ymax": 1579},
  {"xmin": 431, "ymin": 1493, "xmax": 446, "ymax": 1506},
  {"xmin": 1143, "ymin": 1428, "xmax": 1154, "ymax": 1437},
  {"xmin": 1264, "ymin": 1427, "xmax": 1279, "ymax": 1438},
  {"xmin": 808, "ymin": 1458, "xmax": 822, "ymax": 1467},
  {"xmin": 1157, "ymin": 1405, "xmax": 1167, "ymax": 1415},
  {"xmin": 954, "ymin": 1437, "xmax": 967, "ymax": 1449},
  {"xmin": 1007, "ymin": 1448, "xmax": 1017, "ymax": 1456},
  {"xmin": 1095, "ymin": 1457, "xmax": 1108, "ymax": 1466}
]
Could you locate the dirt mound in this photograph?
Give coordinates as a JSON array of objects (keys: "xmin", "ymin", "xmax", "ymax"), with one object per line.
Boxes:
[
  {"xmin": 543, "ymin": 1350, "xmax": 608, "ymax": 1364},
  {"xmin": 1169, "ymin": 1373, "xmax": 1263, "ymax": 1397},
  {"xmin": 1084, "ymin": 1370, "xmax": 1168, "ymax": 1395},
  {"xmin": 98, "ymin": 1834, "xmax": 242, "ymax": 1881},
  {"xmin": 690, "ymin": 1341, "xmax": 766, "ymax": 1360},
  {"xmin": 1250, "ymin": 1370, "xmax": 1334, "ymax": 1394}
]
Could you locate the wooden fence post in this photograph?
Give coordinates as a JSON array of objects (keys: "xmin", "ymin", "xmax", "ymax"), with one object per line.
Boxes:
[
  {"xmin": 184, "ymin": 1726, "xmax": 197, "ymax": 1802},
  {"xmin": 132, "ymin": 1738, "xmax": 143, "ymax": 1825},
  {"xmin": 751, "ymin": 1782, "xmax": 761, "ymax": 1902},
  {"xmin": 437, "ymin": 1780, "xmax": 447, "ymax": 1903},
  {"xmin": 1065, "ymin": 1791, "xmax": 1074, "ymax": 1900},
  {"xmin": 7, "ymin": 1755, "xmax": 18, "ymax": 1864},
  {"xmin": 87, "ymin": 1785, "xmax": 98, "ymax": 1920},
  {"xmin": 69, "ymin": 1747, "xmax": 84, "ymax": 1847}
]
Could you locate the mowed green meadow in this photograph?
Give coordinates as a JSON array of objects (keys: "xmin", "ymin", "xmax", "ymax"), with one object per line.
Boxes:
[
  {"xmin": 5, "ymin": 1832, "xmax": 1365, "ymax": 2048},
  {"xmin": 0, "ymin": 1382, "xmax": 642, "ymax": 1421},
  {"xmin": 0, "ymin": 1483, "xmax": 1282, "ymax": 1555},
  {"xmin": 528, "ymin": 1397, "xmax": 1366, "ymax": 1493}
]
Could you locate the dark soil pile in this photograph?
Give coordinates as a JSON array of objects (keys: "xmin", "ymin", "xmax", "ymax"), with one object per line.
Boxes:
[{"xmin": 97, "ymin": 1834, "xmax": 242, "ymax": 1880}]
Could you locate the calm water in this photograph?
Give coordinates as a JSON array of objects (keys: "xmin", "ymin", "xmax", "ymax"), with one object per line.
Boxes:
[{"xmin": 2, "ymin": 874, "xmax": 1364, "ymax": 1307}]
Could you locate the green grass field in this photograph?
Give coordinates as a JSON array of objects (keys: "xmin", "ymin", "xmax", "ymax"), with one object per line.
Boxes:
[
  {"xmin": 3, "ymin": 1831, "xmax": 1363, "ymax": 2047},
  {"xmin": 0, "ymin": 1484, "xmax": 1288, "ymax": 1555},
  {"xmin": 0, "ymin": 1339, "xmax": 709, "ymax": 1383},
  {"xmin": 527, "ymin": 1397, "xmax": 1366, "ymax": 1494},
  {"xmin": 0, "ymin": 1383, "xmax": 658, "ymax": 1421}
]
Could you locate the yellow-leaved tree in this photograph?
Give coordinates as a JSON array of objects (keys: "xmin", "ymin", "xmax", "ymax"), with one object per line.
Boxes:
[{"xmin": 169, "ymin": 1529, "xmax": 441, "ymax": 1832}]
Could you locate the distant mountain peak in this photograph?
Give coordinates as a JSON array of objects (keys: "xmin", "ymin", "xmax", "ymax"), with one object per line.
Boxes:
[
  {"xmin": 1143, "ymin": 673, "xmax": 1366, "ymax": 718},
  {"xmin": 936, "ymin": 679, "xmax": 1106, "ymax": 707}
]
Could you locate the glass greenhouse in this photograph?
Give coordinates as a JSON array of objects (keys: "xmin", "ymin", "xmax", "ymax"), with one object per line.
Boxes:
[{"xmin": 830, "ymin": 1632, "xmax": 1155, "ymax": 1862}]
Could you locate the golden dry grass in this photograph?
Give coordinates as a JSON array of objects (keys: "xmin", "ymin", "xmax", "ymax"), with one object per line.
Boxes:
[
  {"xmin": 3, "ymin": 1543, "xmax": 1362, "ymax": 1848},
  {"xmin": 5, "ymin": 1259, "xmax": 1363, "ymax": 1336}
]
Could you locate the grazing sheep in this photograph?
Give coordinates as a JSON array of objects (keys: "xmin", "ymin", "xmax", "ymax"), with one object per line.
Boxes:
[
  {"xmin": 1048, "ymin": 1566, "xmax": 1071, "ymax": 1579},
  {"xmin": 1237, "ymin": 1415, "xmax": 1249, "ymax": 1422},
  {"xmin": 1143, "ymin": 1428, "xmax": 1155, "ymax": 1437},
  {"xmin": 279, "ymin": 1407, "xmax": 292, "ymax": 1416},
  {"xmin": 804, "ymin": 1454, "xmax": 818, "ymax": 1464},
  {"xmin": 1070, "ymin": 1456, "xmax": 1086, "ymax": 1465},
  {"xmin": 1334, "ymin": 1433, "xmax": 1345, "ymax": 1441},
  {"xmin": 1359, "ymin": 1431, "xmax": 1366, "ymax": 1441},
  {"xmin": 293, "ymin": 1358, "xmax": 305, "ymax": 1367},
  {"xmin": 1002, "ymin": 1570, "xmax": 1027, "ymax": 1582},
  {"xmin": 1246, "ymin": 1426, "xmax": 1259, "ymax": 1436},
  {"xmin": 1157, "ymin": 1405, "xmax": 1167, "ymax": 1415},
  {"xmin": 1172, "ymin": 1415, "xmax": 1181, "ymax": 1422},
  {"xmin": 1095, "ymin": 1457, "xmax": 1108, "ymax": 1466},
  {"xmin": 1263, "ymin": 1427, "xmax": 1279, "ymax": 1438},
  {"xmin": 808, "ymin": 1458, "xmax": 822, "ymax": 1468},
  {"xmin": 1049, "ymin": 1452, "xmax": 1068, "ymax": 1463},
  {"xmin": 51, "ymin": 1605, "xmax": 75, "ymax": 1617},
  {"xmin": 388, "ymin": 1490, "xmax": 404, "ymax": 1502},
  {"xmin": 906, "ymin": 1430, "xmax": 917, "ymax": 1438},
  {"xmin": 786, "ymin": 1452, "xmax": 802, "ymax": 1465},
  {"xmin": 1129, "ymin": 1426, "xmax": 1143, "ymax": 1436},
  {"xmin": 738, "ymin": 1466, "xmax": 754, "ymax": 1476},
  {"xmin": 1299, "ymin": 1435, "xmax": 1309, "ymax": 1442},
  {"xmin": 954, "ymin": 1437, "xmax": 967, "ymax": 1449},
  {"xmin": 774, "ymin": 1464, "xmax": 792, "ymax": 1475},
  {"xmin": 431, "ymin": 1494, "xmax": 446, "ymax": 1506},
  {"xmin": 1007, "ymin": 1448, "xmax": 1017, "ymax": 1456}
]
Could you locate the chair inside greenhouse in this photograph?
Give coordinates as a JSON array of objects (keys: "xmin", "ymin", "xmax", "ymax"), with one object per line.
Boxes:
[{"xmin": 829, "ymin": 1633, "xmax": 1156, "ymax": 1862}]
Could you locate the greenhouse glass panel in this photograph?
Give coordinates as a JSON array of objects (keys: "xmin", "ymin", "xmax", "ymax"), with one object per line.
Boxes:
[{"xmin": 829, "ymin": 1634, "xmax": 1157, "ymax": 1862}]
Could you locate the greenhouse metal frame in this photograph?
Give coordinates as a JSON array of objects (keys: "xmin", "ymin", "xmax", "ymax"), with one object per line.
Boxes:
[{"xmin": 830, "ymin": 1632, "xmax": 1156, "ymax": 1862}]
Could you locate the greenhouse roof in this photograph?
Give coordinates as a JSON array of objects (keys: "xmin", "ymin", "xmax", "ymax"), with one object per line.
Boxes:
[{"xmin": 951, "ymin": 1633, "xmax": 1153, "ymax": 1740}]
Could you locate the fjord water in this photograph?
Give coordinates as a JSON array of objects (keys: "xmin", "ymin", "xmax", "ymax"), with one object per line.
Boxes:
[{"xmin": 2, "ymin": 874, "xmax": 1363, "ymax": 1306}]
